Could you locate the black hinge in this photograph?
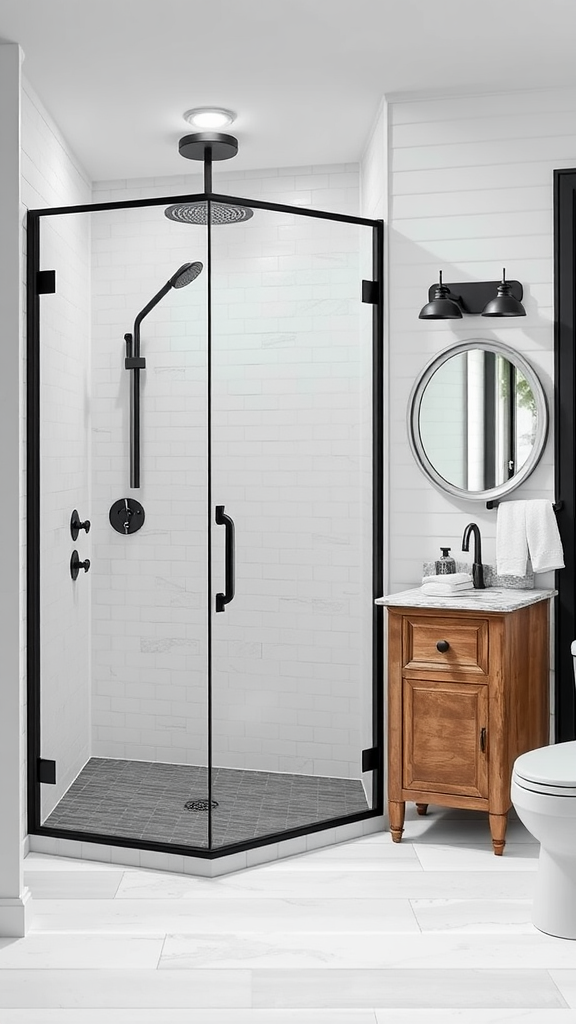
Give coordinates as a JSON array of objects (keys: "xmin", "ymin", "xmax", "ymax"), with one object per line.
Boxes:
[
  {"xmin": 37, "ymin": 758, "xmax": 57, "ymax": 784},
  {"xmin": 362, "ymin": 279, "xmax": 378, "ymax": 304},
  {"xmin": 36, "ymin": 270, "xmax": 56, "ymax": 294},
  {"xmin": 361, "ymin": 747, "xmax": 378, "ymax": 772}
]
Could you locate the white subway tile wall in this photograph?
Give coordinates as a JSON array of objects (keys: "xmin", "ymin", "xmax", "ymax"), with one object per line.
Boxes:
[
  {"xmin": 89, "ymin": 166, "xmax": 376, "ymax": 784},
  {"xmin": 21, "ymin": 78, "xmax": 93, "ymax": 822}
]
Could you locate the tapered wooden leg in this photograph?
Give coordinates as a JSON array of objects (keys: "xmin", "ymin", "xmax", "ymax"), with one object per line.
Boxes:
[
  {"xmin": 415, "ymin": 803, "xmax": 429, "ymax": 816},
  {"xmin": 389, "ymin": 799, "xmax": 405, "ymax": 842},
  {"xmin": 489, "ymin": 812, "xmax": 508, "ymax": 856}
]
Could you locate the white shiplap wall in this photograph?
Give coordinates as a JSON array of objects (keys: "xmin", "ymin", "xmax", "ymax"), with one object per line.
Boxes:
[
  {"xmin": 384, "ymin": 86, "xmax": 576, "ymax": 731},
  {"xmin": 387, "ymin": 87, "xmax": 576, "ymax": 592}
]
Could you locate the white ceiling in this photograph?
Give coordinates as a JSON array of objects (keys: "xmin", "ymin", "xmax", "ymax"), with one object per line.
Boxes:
[{"xmin": 1, "ymin": 0, "xmax": 576, "ymax": 182}]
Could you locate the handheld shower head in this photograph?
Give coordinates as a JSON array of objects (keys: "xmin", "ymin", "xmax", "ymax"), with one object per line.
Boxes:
[
  {"xmin": 170, "ymin": 261, "xmax": 203, "ymax": 289},
  {"xmin": 134, "ymin": 261, "xmax": 204, "ymax": 328},
  {"xmin": 127, "ymin": 259, "xmax": 205, "ymax": 488}
]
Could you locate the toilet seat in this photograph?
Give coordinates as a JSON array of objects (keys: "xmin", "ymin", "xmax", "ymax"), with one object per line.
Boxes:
[{"xmin": 513, "ymin": 741, "xmax": 576, "ymax": 797}]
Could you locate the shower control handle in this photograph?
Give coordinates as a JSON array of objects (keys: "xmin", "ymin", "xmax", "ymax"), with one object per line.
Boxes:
[
  {"xmin": 70, "ymin": 550, "xmax": 90, "ymax": 581},
  {"xmin": 215, "ymin": 505, "xmax": 235, "ymax": 612},
  {"xmin": 70, "ymin": 510, "xmax": 91, "ymax": 541},
  {"xmin": 109, "ymin": 497, "xmax": 145, "ymax": 535}
]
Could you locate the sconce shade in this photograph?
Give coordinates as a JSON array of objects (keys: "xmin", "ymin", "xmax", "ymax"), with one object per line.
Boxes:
[
  {"xmin": 482, "ymin": 269, "xmax": 526, "ymax": 317},
  {"xmin": 418, "ymin": 271, "xmax": 462, "ymax": 319}
]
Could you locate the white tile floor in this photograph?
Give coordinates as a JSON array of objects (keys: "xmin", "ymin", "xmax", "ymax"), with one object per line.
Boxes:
[{"xmin": 4, "ymin": 804, "xmax": 576, "ymax": 1021}]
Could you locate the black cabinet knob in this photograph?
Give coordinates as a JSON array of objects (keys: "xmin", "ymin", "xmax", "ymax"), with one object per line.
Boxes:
[
  {"xmin": 70, "ymin": 550, "xmax": 90, "ymax": 580},
  {"xmin": 436, "ymin": 640, "xmax": 450, "ymax": 653},
  {"xmin": 70, "ymin": 510, "xmax": 91, "ymax": 541}
]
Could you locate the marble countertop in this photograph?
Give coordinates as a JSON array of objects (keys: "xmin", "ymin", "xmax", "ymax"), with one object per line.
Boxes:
[{"xmin": 376, "ymin": 587, "xmax": 557, "ymax": 613}]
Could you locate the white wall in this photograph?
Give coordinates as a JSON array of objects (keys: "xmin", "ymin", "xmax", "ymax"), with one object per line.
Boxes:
[
  {"xmin": 0, "ymin": 41, "xmax": 30, "ymax": 937},
  {"xmin": 366, "ymin": 85, "xmax": 576, "ymax": 737},
  {"xmin": 386, "ymin": 86, "xmax": 576, "ymax": 591},
  {"xmin": 89, "ymin": 164, "xmax": 375, "ymax": 781},
  {"xmin": 21, "ymin": 77, "xmax": 92, "ymax": 820}
]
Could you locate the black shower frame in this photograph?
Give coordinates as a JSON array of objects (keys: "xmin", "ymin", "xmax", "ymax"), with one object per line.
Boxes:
[{"xmin": 26, "ymin": 190, "xmax": 385, "ymax": 859}]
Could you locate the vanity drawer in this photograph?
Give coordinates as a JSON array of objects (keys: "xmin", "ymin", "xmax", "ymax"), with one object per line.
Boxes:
[{"xmin": 403, "ymin": 615, "xmax": 489, "ymax": 676}]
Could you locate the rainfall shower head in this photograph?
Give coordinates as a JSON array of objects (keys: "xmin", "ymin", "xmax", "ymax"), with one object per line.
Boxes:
[
  {"xmin": 169, "ymin": 261, "xmax": 204, "ymax": 288},
  {"xmin": 165, "ymin": 201, "xmax": 253, "ymax": 226},
  {"xmin": 169, "ymin": 132, "xmax": 253, "ymax": 224}
]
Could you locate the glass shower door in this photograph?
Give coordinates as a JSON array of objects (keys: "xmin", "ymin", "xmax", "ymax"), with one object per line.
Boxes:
[
  {"xmin": 35, "ymin": 202, "xmax": 211, "ymax": 850},
  {"xmin": 209, "ymin": 203, "xmax": 377, "ymax": 848}
]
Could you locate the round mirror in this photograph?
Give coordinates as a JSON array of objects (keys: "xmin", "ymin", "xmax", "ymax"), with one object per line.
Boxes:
[{"xmin": 408, "ymin": 340, "xmax": 549, "ymax": 501}]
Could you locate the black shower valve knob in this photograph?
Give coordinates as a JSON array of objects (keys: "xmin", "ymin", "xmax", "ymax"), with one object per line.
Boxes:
[
  {"xmin": 70, "ymin": 550, "xmax": 90, "ymax": 580},
  {"xmin": 70, "ymin": 510, "xmax": 91, "ymax": 541}
]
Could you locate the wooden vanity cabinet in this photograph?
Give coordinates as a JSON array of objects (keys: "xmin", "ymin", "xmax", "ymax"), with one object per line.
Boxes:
[{"xmin": 386, "ymin": 601, "xmax": 550, "ymax": 854}]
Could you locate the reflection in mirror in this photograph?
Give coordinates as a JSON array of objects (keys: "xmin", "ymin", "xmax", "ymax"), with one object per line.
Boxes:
[
  {"xmin": 409, "ymin": 340, "xmax": 548, "ymax": 502},
  {"xmin": 419, "ymin": 350, "xmax": 536, "ymax": 492}
]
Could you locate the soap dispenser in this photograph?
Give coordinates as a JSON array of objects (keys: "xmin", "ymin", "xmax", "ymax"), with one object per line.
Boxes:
[{"xmin": 435, "ymin": 547, "xmax": 456, "ymax": 574}]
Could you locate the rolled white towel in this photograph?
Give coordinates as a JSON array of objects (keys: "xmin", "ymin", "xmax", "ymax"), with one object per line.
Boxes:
[
  {"xmin": 421, "ymin": 581, "xmax": 475, "ymax": 596},
  {"xmin": 422, "ymin": 572, "xmax": 473, "ymax": 585}
]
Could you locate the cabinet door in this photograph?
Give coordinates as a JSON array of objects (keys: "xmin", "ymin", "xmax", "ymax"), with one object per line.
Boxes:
[{"xmin": 403, "ymin": 678, "xmax": 488, "ymax": 799}]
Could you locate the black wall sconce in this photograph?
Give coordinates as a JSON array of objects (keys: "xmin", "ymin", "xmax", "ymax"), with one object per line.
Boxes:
[{"xmin": 419, "ymin": 269, "xmax": 526, "ymax": 320}]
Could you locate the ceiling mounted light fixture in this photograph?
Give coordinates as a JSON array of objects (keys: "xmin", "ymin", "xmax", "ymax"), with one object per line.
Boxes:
[{"xmin": 183, "ymin": 107, "xmax": 236, "ymax": 130}]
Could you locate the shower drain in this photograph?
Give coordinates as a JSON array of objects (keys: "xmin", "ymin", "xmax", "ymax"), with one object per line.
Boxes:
[{"xmin": 184, "ymin": 799, "xmax": 219, "ymax": 811}]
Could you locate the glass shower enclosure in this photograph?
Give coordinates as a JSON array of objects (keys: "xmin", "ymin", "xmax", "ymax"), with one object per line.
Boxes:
[{"xmin": 27, "ymin": 184, "xmax": 383, "ymax": 859}]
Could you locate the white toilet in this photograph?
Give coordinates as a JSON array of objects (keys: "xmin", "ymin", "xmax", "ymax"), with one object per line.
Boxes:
[{"xmin": 511, "ymin": 641, "xmax": 576, "ymax": 939}]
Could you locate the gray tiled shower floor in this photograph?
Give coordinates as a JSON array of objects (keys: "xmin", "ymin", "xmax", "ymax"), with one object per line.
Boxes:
[{"xmin": 43, "ymin": 758, "xmax": 369, "ymax": 848}]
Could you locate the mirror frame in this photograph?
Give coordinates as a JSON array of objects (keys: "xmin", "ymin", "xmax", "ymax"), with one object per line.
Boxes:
[{"xmin": 408, "ymin": 339, "xmax": 549, "ymax": 502}]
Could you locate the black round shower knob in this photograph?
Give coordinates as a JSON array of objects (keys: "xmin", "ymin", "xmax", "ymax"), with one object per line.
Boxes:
[
  {"xmin": 109, "ymin": 497, "xmax": 145, "ymax": 535},
  {"xmin": 70, "ymin": 551, "xmax": 90, "ymax": 581},
  {"xmin": 70, "ymin": 510, "xmax": 91, "ymax": 541}
]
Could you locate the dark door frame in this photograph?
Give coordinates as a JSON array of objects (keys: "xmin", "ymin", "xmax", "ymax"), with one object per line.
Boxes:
[{"xmin": 554, "ymin": 168, "xmax": 576, "ymax": 742}]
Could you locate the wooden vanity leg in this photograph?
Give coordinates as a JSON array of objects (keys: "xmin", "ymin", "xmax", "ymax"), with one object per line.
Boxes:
[
  {"xmin": 415, "ymin": 803, "xmax": 428, "ymax": 816},
  {"xmin": 489, "ymin": 812, "xmax": 508, "ymax": 856},
  {"xmin": 389, "ymin": 800, "xmax": 406, "ymax": 842}
]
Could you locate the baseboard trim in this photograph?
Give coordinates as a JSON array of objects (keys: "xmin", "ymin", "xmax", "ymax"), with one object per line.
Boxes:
[{"xmin": 0, "ymin": 888, "xmax": 33, "ymax": 937}]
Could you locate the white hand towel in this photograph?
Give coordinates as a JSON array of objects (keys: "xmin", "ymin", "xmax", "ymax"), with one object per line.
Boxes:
[
  {"xmin": 525, "ymin": 499, "xmax": 564, "ymax": 573},
  {"xmin": 422, "ymin": 573, "xmax": 473, "ymax": 585},
  {"xmin": 496, "ymin": 498, "xmax": 565, "ymax": 576},
  {"xmin": 496, "ymin": 500, "xmax": 529, "ymax": 576},
  {"xmin": 421, "ymin": 582, "xmax": 475, "ymax": 596}
]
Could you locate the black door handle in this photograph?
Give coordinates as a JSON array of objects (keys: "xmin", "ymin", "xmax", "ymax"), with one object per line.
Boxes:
[{"xmin": 215, "ymin": 505, "xmax": 235, "ymax": 612}]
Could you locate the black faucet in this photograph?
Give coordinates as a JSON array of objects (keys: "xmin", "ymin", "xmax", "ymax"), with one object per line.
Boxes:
[{"xmin": 462, "ymin": 523, "xmax": 485, "ymax": 589}]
